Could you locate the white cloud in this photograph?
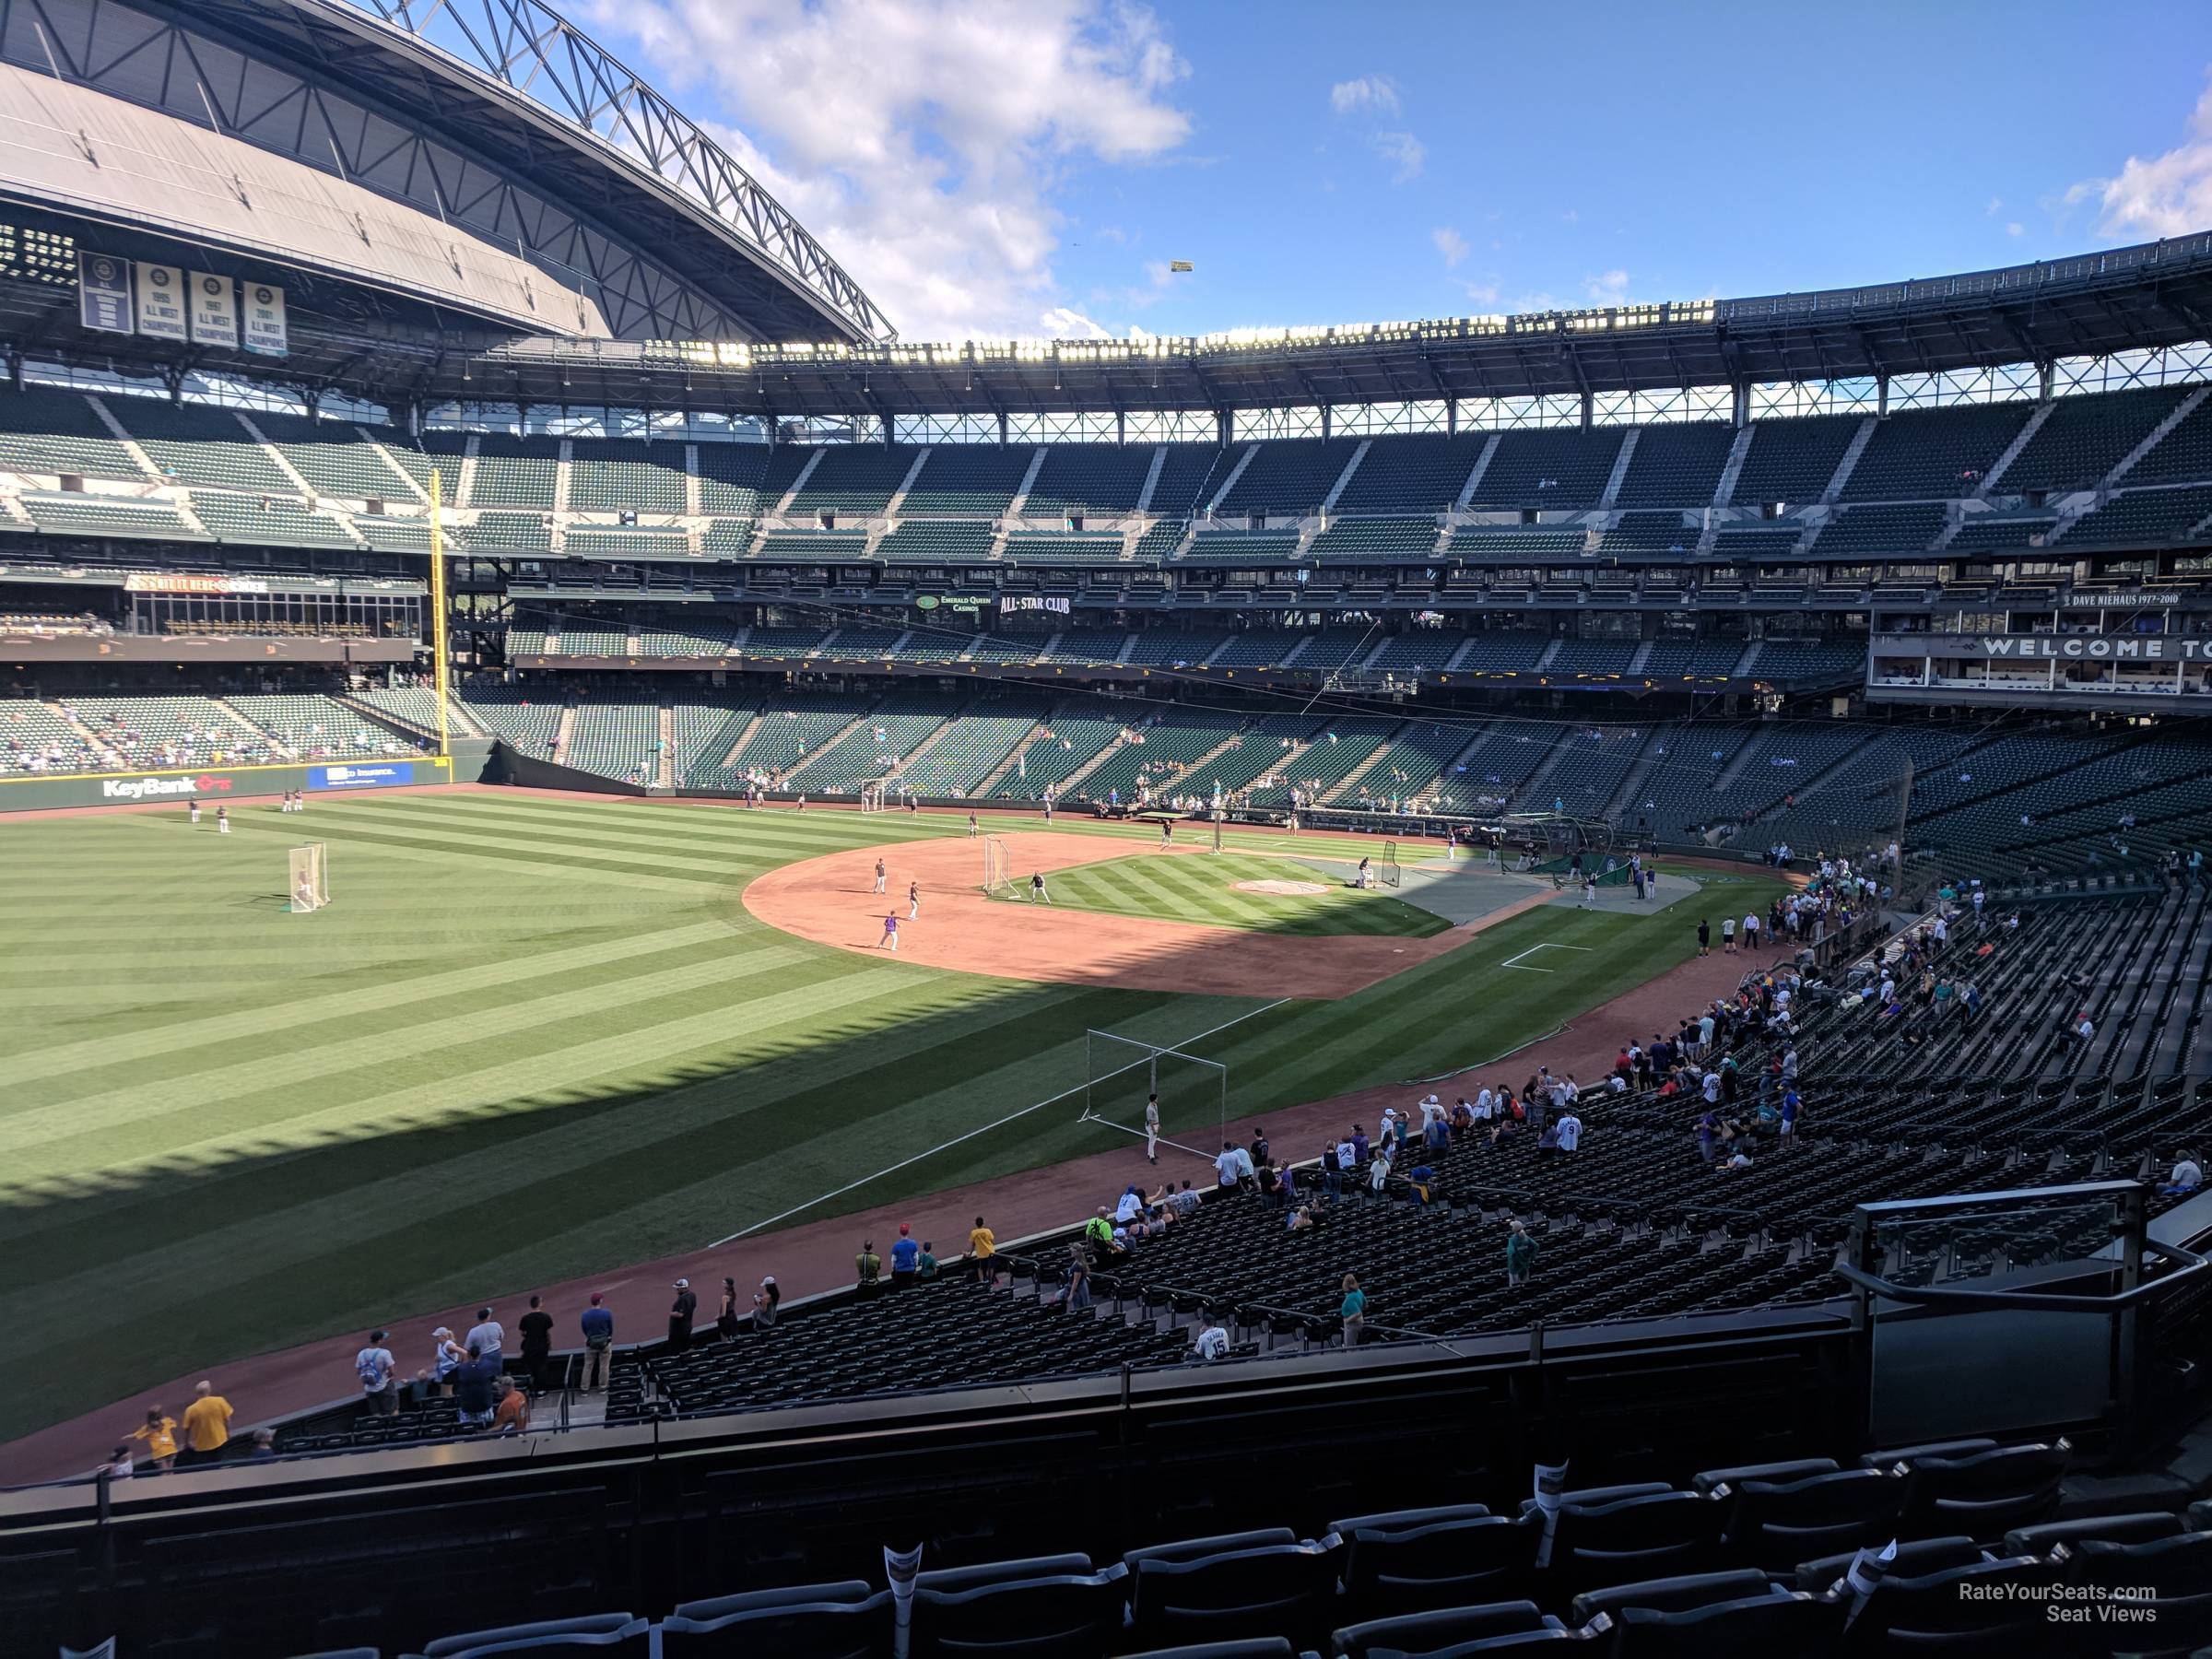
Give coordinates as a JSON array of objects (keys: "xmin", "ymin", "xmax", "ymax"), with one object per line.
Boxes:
[
  {"xmin": 1431, "ymin": 226, "xmax": 1470, "ymax": 268},
  {"xmin": 1037, "ymin": 306, "xmax": 1112, "ymax": 339},
  {"xmin": 1458, "ymin": 279, "xmax": 1501, "ymax": 306},
  {"xmin": 1373, "ymin": 131, "xmax": 1426, "ymax": 182},
  {"xmin": 1583, "ymin": 268, "xmax": 1630, "ymax": 303},
  {"xmin": 2006, "ymin": 221, "xmax": 2025, "ymax": 238},
  {"xmin": 1559, "ymin": 208, "xmax": 1579, "ymax": 224},
  {"xmin": 582, "ymin": 0, "xmax": 1191, "ymax": 341},
  {"xmin": 1985, "ymin": 195, "xmax": 2004, "ymax": 217},
  {"xmin": 2067, "ymin": 68, "xmax": 2212, "ymax": 240},
  {"xmin": 1330, "ymin": 75, "xmax": 1400, "ymax": 115}
]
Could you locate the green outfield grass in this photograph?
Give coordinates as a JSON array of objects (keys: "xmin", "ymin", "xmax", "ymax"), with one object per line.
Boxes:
[
  {"xmin": 0, "ymin": 794, "xmax": 1786, "ymax": 1447},
  {"xmin": 995, "ymin": 850, "xmax": 1451, "ymax": 937}
]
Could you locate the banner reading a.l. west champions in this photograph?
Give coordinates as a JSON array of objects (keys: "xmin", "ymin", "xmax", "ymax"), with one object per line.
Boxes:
[
  {"xmin": 241, "ymin": 281, "xmax": 288, "ymax": 356},
  {"xmin": 135, "ymin": 262, "xmax": 188, "ymax": 342},
  {"xmin": 188, "ymin": 272, "xmax": 240, "ymax": 348},
  {"xmin": 310, "ymin": 761, "xmax": 416, "ymax": 791}
]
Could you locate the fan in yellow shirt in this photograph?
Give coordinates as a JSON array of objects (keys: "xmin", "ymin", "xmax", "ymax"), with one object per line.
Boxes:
[
  {"xmin": 968, "ymin": 1215, "xmax": 996, "ymax": 1283},
  {"xmin": 129, "ymin": 1406, "xmax": 179, "ymax": 1470},
  {"xmin": 181, "ymin": 1380, "xmax": 233, "ymax": 1463}
]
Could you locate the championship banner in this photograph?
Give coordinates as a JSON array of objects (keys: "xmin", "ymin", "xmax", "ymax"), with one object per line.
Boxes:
[
  {"xmin": 242, "ymin": 280, "xmax": 288, "ymax": 356},
  {"xmin": 78, "ymin": 252, "xmax": 133, "ymax": 334},
  {"xmin": 135, "ymin": 262, "xmax": 189, "ymax": 342},
  {"xmin": 188, "ymin": 272, "xmax": 240, "ymax": 348}
]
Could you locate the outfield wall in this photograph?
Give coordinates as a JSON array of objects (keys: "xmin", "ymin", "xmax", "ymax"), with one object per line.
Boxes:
[{"xmin": 0, "ymin": 748, "xmax": 487, "ymax": 812}]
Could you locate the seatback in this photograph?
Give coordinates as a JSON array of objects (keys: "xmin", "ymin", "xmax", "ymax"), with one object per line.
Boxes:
[
  {"xmin": 1329, "ymin": 1503, "xmax": 1492, "ymax": 1536},
  {"xmin": 914, "ymin": 1555, "xmax": 1093, "ymax": 1594},
  {"xmin": 1569, "ymin": 1571, "xmax": 1773, "ymax": 1624},
  {"xmin": 1792, "ymin": 1536, "xmax": 1983, "ymax": 1594},
  {"xmin": 1717, "ymin": 1468, "xmax": 1905, "ymax": 1569},
  {"xmin": 414, "ymin": 1614, "xmax": 648, "ymax": 1658},
  {"xmin": 1853, "ymin": 1556, "xmax": 2061, "ymax": 1649},
  {"xmin": 1858, "ymin": 1439, "xmax": 1996, "ymax": 1469},
  {"xmin": 1114, "ymin": 1641, "xmax": 1298, "ymax": 1659},
  {"xmin": 2004, "ymin": 1512, "xmax": 2183, "ymax": 1555},
  {"xmin": 669, "ymin": 1580, "xmax": 875, "ymax": 1622},
  {"xmin": 1127, "ymin": 1540, "xmax": 1340, "ymax": 1648},
  {"xmin": 1124, "ymin": 1528, "xmax": 1299, "ymax": 1571},
  {"xmin": 1690, "ymin": 1457, "xmax": 1840, "ymax": 1494},
  {"xmin": 910, "ymin": 1568, "xmax": 1129, "ymax": 1659},
  {"xmin": 2062, "ymin": 1534, "xmax": 2212, "ymax": 1652},
  {"xmin": 1894, "ymin": 1441, "xmax": 2067, "ymax": 1536},
  {"xmin": 1331, "ymin": 1599, "xmax": 1556, "ymax": 1659},
  {"xmin": 659, "ymin": 1589, "xmax": 894, "ymax": 1659},
  {"xmin": 1546, "ymin": 1492, "xmax": 1725, "ymax": 1587},
  {"xmin": 1342, "ymin": 1514, "xmax": 1543, "ymax": 1618}
]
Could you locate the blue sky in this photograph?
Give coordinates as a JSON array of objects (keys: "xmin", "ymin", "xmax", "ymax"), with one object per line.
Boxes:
[{"xmin": 582, "ymin": 0, "xmax": 2212, "ymax": 343}]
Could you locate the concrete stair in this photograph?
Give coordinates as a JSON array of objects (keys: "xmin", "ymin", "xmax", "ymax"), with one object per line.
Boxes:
[{"xmin": 1820, "ymin": 418, "xmax": 1877, "ymax": 505}]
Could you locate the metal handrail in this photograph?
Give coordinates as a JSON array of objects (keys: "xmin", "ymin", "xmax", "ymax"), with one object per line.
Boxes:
[{"xmin": 1834, "ymin": 1237, "xmax": 2208, "ymax": 1312}]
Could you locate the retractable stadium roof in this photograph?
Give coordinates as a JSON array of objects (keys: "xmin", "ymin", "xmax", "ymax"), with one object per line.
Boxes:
[{"xmin": 9, "ymin": 0, "xmax": 892, "ymax": 345}]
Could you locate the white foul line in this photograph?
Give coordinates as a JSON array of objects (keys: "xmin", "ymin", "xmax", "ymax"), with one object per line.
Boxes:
[
  {"xmin": 707, "ymin": 996, "xmax": 1293, "ymax": 1248},
  {"xmin": 1500, "ymin": 942, "xmax": 1594, "ymax": 973}
]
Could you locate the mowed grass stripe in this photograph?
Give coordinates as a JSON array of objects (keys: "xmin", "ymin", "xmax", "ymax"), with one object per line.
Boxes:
[
  {"xmin": 1, "ymin": 938, "xmax": 829, "ymax": 1152},
  {"xmin": 0, "ymin": 920, "xmax": 734, "ymax": 1077}
]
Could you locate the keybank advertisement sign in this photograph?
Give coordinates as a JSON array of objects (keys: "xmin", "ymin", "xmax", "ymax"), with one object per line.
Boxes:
[
  {"xmin": 311, "ymin": 762, "xmax": 416, "ymax": 791},
  {"xmin": 100, "ymin": 772, "xmax": 235, "ymax": 800}
]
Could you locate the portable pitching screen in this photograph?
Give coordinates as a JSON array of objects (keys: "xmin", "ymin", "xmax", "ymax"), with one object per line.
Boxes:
[
  {"xmin": 982, "ymin": 833, "xmax": 1012, "ymax": 893},
  {"xmin": 288, "ymin": 842, "xmax": 329, "ymax": 912},
  {"xmin": 859, "ymin": 782, "xmax": 888, "ymax": 813},
  {"xmin": 1380, "ymin": 840, "xmax": 1402, "ymax": 888},
  {"xmin": 1079, "ymin": 1028, "xmax": 1229, "ymax": 1150}
]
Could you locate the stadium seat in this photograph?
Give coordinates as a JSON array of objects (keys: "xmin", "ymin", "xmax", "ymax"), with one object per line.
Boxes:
[
  {"xmin": 1332, "ymin": 1600, "xmax": 1562, "ymax": 1659},
  {"xmin": 1537, "ymin": 1490, "xmax": 1726, "ymax": 1586},
  {"xmin": 1846, "ymin": 1556, "xmax": 2063, "ymax": 1654},
  {"xmin": 1791, "ymin": 1535, "xmax": 1984, "ymax": 1594},
  {"xmin": 910, "ymin": 1565, "xmax": 1130, "ymax": 1658},
  {"xmin": 2003, "ymin": 1512, "xmax": 2183, "ymax": 1554},
  {"xmin": 660, "ymin": 1581, "xmax": 891, "ymax": 1656},
  {"xmin": 1606, "ymin": 1589, "xmax": 1844, "ymax": 1657},
  {"xmin": 1118, "ymin": 1641, "xmax": 1301, "ymax": 1659},
  {"xmin": 2058, "ymin": 1532, "xmax": 2212, "ymax": 1650},
  {"xmin": 407, "ymin": 1613, "xmax": 650, "ymax": 1657},
  {"xmin": 1337, "ymin": 1512, "xmax": 1545, "ymax": 1618},
  {"xmin": 1126, "ymin": 1538, "xmax": 1343, "ymax": 1650},
  {"xmin": 1712, "ymin": 1467, "xmax": 1907, "ymax": 1570},
  {"xmin": 1888, "ymin": 1441, "xmax": 2069, "ymax": 1538}
]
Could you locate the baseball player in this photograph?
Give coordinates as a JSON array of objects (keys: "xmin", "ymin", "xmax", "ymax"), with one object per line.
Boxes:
[
  {"xmin": 1144, "ymin": 1093, "xmax": 1160, "ymax": 1164},
  {"xmin": 1030, "ymin": 871, "xmax": 1051, "ymax": 904},
  {"xmin": 908, "ymin": 880, "xmax": 921, "ymax": 920},
  {"xmin": 879, "ymin": 912, "xmax": 899, "ymax": 951},
  {"xmin": 873, "ymin": 857, "xmax": 887, "ymax": 894}
]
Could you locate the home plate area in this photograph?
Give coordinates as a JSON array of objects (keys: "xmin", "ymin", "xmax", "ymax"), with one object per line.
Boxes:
[{"xmin": 1233, "ymin": 877, "xmax": 1330, "ymax": 896}]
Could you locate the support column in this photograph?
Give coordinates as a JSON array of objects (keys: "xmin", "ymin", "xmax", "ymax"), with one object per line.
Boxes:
[
  {"xmin": 1116, "ymin": 409, "xmax": 1126, "ymax": 446},
  {"xmin": 1877, "ymin": 375, "xmax": 1889, "ymax": 418},
  {"xmin": 1320, "ymin": 405, "xmax": 1333, "ymax": 441},
  {"xmin": 1579, "ymin": 390, "xmax": 1594, "ymax": 432},
  {"xmin": 1732, "ymin": 382, "xmax": 1750, "ymax": 429},
  {"xmin": 1217, "ymin": 408, "xmax": 1232, "ymax": 447},
  {"xmin": 2038, "ymin": 360, "xmax": 2055, "ymax": 404},
  {"xmin": 998, "ymin": 410, "xmax": 1009, "ymax": 445},
  {"xmin": 1446, "ymin": 399, "xmax": 1458, "ymax": 437}
]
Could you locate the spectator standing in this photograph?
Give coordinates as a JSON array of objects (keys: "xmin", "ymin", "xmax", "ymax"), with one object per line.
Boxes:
[
  {"xmin": 667, "ymin": 1277, "xmax": 698, "ymax": 1349},
  {"xmin": 753, "ymin": 1276, "xmax": 782, "ymax": 1326},
  {"xmin": 465, "ymin": 1306, "xmax": 504, "ymax": 1361},
  {"xmin": 969, "ymin": 1216, "xmax": 996, "ymax": 1283},
  {"xmin": 918, "ymin": 1241, "xmax": 939, "ymax": 1280},
  {"xmin": 356, "ymin": 1330, "xmax": 398, "ymax": 1418},
  {"xmin": 178, "ymin": 1381, "xmax": 232, "ymax": 1467},
  {"xmin": 518, "ymin": 1295, "xmax": 554, "ymax": 1391},
  {"xmin": 1506, "ymin": 1221, "xmax": 1538, "ymax": 1288},
  {"xmin": 1060, "ymin": 1245, "xmax": 1093, "ymax": 1312},
  {"xmin": 579, "ymin": 1294, "xmax": 614, "ymax": 1392},
  {"xmin": 1697, "ymin": 918, "xmax": 1711, "ymax": 958},
  {"xmin": 430, "ymin": 1326, "xmax": 465, "ymax": 1393},
  {"xmin": 854, "ymin": 1243, "xmax": 883, "ymax": 1292},
  {"xmin": 890, "ymin": 1224, "xmax": 921, "ymax": 1288},
  {"xmin": 717, "ymin": 1277, "xmax": 741, "ymax": 1341},
  {"xmin": 1215, "ymin": 1140, "xmax": 1243, "ymax": 1192},
  {"xmin": 1340, "ymin": 1274, "xmax": 1367, "ymax": 1346}
]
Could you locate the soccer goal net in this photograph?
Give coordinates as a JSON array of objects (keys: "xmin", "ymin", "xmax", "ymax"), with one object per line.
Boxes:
[
  {"xmin": 1381, "ymin": 839, "xmax": 1402, "ymax": 888},
  {"xmin": 288, "ymin": 842, "xmax": 329, "ymax": 912},
  {"xmin": 1079, "ymin": 1029, "xmax": 1229, "ymax": 1151},
  {"xmin": 982, "ymin": 833, "xmax": 1011, "ymax": 894}
]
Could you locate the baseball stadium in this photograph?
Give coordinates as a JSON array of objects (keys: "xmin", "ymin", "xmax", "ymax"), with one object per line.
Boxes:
[{"xmin": 6, "ymin": 2, "xmax": 2212, "ymax": 1653}]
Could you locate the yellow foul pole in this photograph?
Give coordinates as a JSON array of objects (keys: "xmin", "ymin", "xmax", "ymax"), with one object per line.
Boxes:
[{"xmin": 429, "ymin": 467, "xmax": 452, "ymax": 766}]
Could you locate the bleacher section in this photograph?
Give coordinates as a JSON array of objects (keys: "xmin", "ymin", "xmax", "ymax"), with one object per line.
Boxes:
[
  {"xmin": 1469, "ymin": 428, "xmax": 1623, "ymax": 508},
  {"xmin": 0, "ymin": 386, "xmax": 143, "ymax": 477},
  {"xmin": 564, "ymin": 701, "xmax": 661, "ymax": 782},
  {"xmin": 895, "ymin": 700, "xmax": 1049, "ymax": 795},
  {"xmin": 1215, "ymin": 439, "xmax": 1360, "ymax": 517},
  {"xmin": 253, "ymin": 413, "xmax": 418, "ymax": 500},
  {"xmin": 566, "ymin": 440, "xmax": 687, "ymax": 513},
  {"xmin": 1841, "ymin": 404, "xmax": 2032, "ymax": 500},
  {"xmin": 1615, "ymin": 421, "xmax": 1734, "ymax": 505},
  {"xmin": 1020, "ymin": 443, "xmax": 1155, "ymax": 517},
  {"xmin": 467, "ymin": 435, "xmax": 563, "ymax": 510},
  {"xmin": 900, "ymin": 446, "xmax": 1030, "ymax": 516},
  {"xmin": 784, "ymin": 445, "xmax": 916, "ymax": 516},
  {"xmin": 103, "ymin": 397, "xmax": 295, "ymax": 495},
  {"xmin": 1729, "ymin": 414, "xmax": 1861, "ymax": 505},
  {"xmin": 1330, "ymin": 433, "xmax": 1485, "ymax": 513}
]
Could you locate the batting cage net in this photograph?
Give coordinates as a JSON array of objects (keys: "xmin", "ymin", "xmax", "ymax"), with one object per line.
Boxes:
[
  {"xmin": 288, "ymin": 842, "xmax": 329, "ymax": 912},
  {"xmin": 859, "ymin": 782, "xmax": 888, "ymax": 813},
  {"xmin": 982, "ymin": 833, "xmax": 1011, "ymax": 893},
  {"xmin": 1381, "ymin": 840, "xmax": 1402, "ymax": 888}
]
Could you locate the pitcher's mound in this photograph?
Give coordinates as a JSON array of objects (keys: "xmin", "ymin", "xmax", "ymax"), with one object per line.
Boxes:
[{"xmin": 1234, "ymin": 877, "xmax": 1330, "ymax": 896}]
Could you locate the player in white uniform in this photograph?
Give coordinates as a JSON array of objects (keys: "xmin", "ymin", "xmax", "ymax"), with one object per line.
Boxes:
[{"xmin": 1144, "ymin": 1093, "xmax": 1161, "ymax": 1164}]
